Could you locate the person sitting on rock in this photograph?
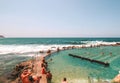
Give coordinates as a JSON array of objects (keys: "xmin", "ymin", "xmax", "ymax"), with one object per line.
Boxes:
[
  {"xmin": 41, "ymin": 59, "xmax": 48, "ymax": 69},
  {"xmin": 20, "ymin": 69, "xmax": 32, "ymax": 83},
  {"xmin": 20, "ymin": 69, "xmax": 42, "ymax": 83},
  {"xmin": 46, "ymin": 71, "xmax": 52, "ymax": 83},
  {"xmin": 28, "ymin": 75, "xmax": 42, "ymax": 83}
]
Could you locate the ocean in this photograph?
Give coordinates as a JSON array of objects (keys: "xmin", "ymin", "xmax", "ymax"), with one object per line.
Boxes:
[{"xmin": 0, "ymin": 38, "xmax": 120, "ymax": 83}]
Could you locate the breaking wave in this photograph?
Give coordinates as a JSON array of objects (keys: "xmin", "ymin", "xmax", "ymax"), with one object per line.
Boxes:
[{"xmin": 0, "ymin": 41, "xmax": 118, "ymax": 56}]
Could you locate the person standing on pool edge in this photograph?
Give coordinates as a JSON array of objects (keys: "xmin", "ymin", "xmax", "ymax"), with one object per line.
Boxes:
[{"xmin": 62, "ymin": 77, "xmax": 68, "ymax": 83}]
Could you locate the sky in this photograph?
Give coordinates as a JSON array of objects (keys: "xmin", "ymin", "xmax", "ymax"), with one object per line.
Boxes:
[{"xmin": 0, "ymin": 0, "xmax": 120, "ymax": 37}]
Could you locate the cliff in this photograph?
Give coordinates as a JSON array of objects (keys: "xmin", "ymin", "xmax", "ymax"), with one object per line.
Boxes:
[{"xmin": 0, "ymin": 35, "xmax": 5, "ymax": 38}]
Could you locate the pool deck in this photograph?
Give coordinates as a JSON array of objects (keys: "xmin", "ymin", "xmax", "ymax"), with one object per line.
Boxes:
[{"xmin": 33, "ymin": 55, "xmax": 47, "ymax": 83}]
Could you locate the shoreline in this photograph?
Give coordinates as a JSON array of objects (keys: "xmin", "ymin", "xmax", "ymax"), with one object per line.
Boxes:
[{"xmin": 1, "ymin": 42, "xmax": 120, "ymax": 83}]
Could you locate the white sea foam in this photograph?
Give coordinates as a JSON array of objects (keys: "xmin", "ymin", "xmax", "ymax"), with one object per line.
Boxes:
[
  {"xmin": 0, "ymin": 41, "xmax": 119, "ymax": 56},
  {"xmin": 0, "ymin": 44, "xmax": 72, "ymax": 55},
  {"xmin": 81, "ymin": 41, "xmax": 117, "ymax": 45}
]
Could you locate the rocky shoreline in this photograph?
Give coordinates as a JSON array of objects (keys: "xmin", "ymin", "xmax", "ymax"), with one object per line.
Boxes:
[
  {"xmin": 1, "ymin": 42, "xmax": 120, "ymax": 83},
  {"xmin": 0, "ymin": 59, "xmax": 33, "ymax": 83}
]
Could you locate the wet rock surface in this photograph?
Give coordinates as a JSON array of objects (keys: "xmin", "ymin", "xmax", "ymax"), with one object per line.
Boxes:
[{"xmin": 0, "ymin": 60, "xmax": 33, "ymax": 83}]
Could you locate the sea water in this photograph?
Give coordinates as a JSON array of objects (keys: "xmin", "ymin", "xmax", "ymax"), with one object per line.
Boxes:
[{"xmin": 0, "ymin": 38, "xmax": 120, "ymax": 82}]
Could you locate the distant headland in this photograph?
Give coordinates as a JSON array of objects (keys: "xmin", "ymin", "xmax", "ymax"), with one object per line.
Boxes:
[{"xmin": 0, "ymin": 35, "xmax": 5, "ymax": 38}]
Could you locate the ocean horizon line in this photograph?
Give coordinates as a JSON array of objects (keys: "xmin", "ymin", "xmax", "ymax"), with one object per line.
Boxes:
[{"xmin": 2, "ymin": 37, "xmax": 120, "ymax": 38}]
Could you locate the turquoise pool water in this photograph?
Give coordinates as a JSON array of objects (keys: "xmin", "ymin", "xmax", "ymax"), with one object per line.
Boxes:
[{"xmin": 47, "ymin": 46, "xmax": 120, "ymax": 83}]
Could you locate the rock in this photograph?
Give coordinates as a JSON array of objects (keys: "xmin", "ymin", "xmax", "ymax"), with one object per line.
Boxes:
[
  {"xmin": 1, "ymin": 59, "xmax": 34, "ymax": 83},
  {"xmin": 0, "ymin": 35, "xmax": 5, "ymax": 38},
  {"xmin": 116, "ymin": 42, "xmax": 120, "ymax": 45},
  {"xmin": 5, "ymin": 60, "xmax": 33, "ymax": 82}
]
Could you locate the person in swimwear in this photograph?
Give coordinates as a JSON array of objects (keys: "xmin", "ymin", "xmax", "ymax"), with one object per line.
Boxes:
[
  {"xmin": 29, "ymin": 75, "xmax": 42, "ymax": 83},
  {"xmin": 21, "ymin": 69, "xmax": 41, "ymax": 83},
  {"xmin": 61, "ymin": 77, "xmax": 68, "ymax": 83},
  {"xmin": 46, "ymin": 71, "xmax": 52, "ymax": 83},
  {"xmin": 20, "ymin": 69, "xmax": 32, "ymax": 83},
  {"xmin": 41, "ymin": 65, "xmax": 46, "ymax": 74}
]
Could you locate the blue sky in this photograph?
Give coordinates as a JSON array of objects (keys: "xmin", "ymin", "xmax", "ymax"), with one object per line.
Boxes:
[{"xmin": 0, "ymin": 0, "xmax": 120, "ymax": 37}]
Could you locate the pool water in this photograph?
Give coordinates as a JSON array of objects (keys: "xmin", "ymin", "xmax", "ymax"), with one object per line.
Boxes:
[{"xmin": 47, "ymin": 46, "xmax": 120, "ymax": 83}]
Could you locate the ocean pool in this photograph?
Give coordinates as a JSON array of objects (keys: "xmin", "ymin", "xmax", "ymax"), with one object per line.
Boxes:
[{"xmin": 47, "ymin": 46, "xmax": 120, "ymax": 83}]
